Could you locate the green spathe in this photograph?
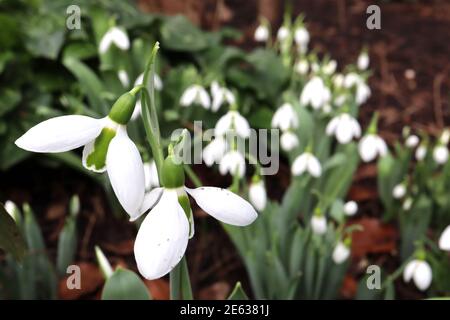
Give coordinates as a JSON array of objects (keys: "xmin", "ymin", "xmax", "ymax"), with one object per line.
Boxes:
[
  {"xmin": 161, "ymin": 155, "xmax": 185, "ymax": 188},
  {"xmin": 85, "ymin": 127, "xmax": 116, "ymax": 171},
  {"xmin": 109, "ymin": 92, "xmax": 137, "ymax": 124}
]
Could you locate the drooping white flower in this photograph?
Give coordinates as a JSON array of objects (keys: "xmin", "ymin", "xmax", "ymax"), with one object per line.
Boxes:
[
  {"xmin": 332, "ymin": 241, "xmax": 351, "ymax": 264},
  {"xmin": 357, "ymin": 52, "xmax": 369, "ymax": 70},
  {"xmin": 131, "ymin": 73, "xmax": 163, "ymax": 120},
  {"xmin": 300, "ymin": 76, "xmax": 331, "ymax": 109},
  {"xmin": 99, "ymin": 26, "xmax": 130, "ymax": 54},
  {"xmin": 280, "ymin": 131, "xmax": 299, "ymax": 151},
  {"xmin": 254, "ymin": 25, "xmax": 269, "ymax": 42},
  {"xmin": 180, "ymin": 85, "xmax": 211, "ymax": 109},
  {"xmin": 15, "ymin": 94, "xmax": 146, "ymax": 220},
  {"xmin": 333, "ymin": 74, "xmax": 345, "ymax": 88},
  {"xmin": 277, "ymin": 26, "xmax": 289, "ymax": 41},
  {"xmin": 405, "ymin": 135, "xmax": 419, "ymax": 148},
  {"xmin": 311, "ymin": 214, "xmax": 327, "ymax": 235},
  {"xmin": 403, "ymin": 197, "xmax": 413, "ymax": 211},
  {"xmin": 323, "ymin": 60, "xmax": 337, "ymax": 75},
  {"xmin": 219, "ymin": 150, "xmax": 246, "ymax": 177},
  {"xmin": 271, "ymin": 103, "xmax": 299, "ymax": 131},
  {"xmin": 344, "ymin": 201, "xmax": 358, "ymax": 216},
  {"xmin": 326, "ymin": 113, "xmax": 361, "ymax": 144},
  {"xmin": 403, "ymin": 259, "xmax": 432, "ymax": 291},
  {"xmin": 135, "ymin": 184, "xmax": 257, "ymax": 280},
  {"xmin": 215, "ymin": 110, "xmax": 251, "ymax": 138},
  {"xmin": 210, "ymin": 81, "xmax": 235, "ymax": 112},
  {"xmin": 144, "ymin": 160, "xmax": 159, "ymax": 191},
  {"xmin": 344, "ymin": 72, "xmax": 371, "ymax": 105},
  {"xmin": 294, "ymin": 27, "xmax": 309, "ymax": 52},
  {"xmin": 358, "ymin": 134, "xmax": 388, "ymax": 162},
  {"xmin": 118, "ymin": 70, "xmax": 129, "ymax": 87},
  {"xmin": 249, "ymin": 179, "xmax": 267, "ymax": 211},
  {"xmin": 415, "ymin": 144, "xmax": 427, "ymax": 161},
  {"xmin": 291, "ymin": 152, "xmax": 322, "ymax": 177},
  {"xmin": 433, "ymin": 145, "xmax": 449, "ymax": 164},
  {"xmin": 202, "ymin": 136, "xmax": 227, "ymax": 167},
  {"xmin": 438, "ymin": 225, "xmax": 450, "ymax": 251},
  {"xmin": 392, "ymin": 183, "xmax": 406, "ymax": 199},
  {"xmin": 295, "ymin": 59, "xmax": 309, "ymax": 75}
]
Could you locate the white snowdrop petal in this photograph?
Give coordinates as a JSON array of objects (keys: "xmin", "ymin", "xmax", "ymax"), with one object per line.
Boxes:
[
  {"xmin": 336, "ymin": 120, "xmax": 353, "ymax": 144},
  {"xmin": 291, "ymin": 154, "xmax": 308, "ymax": 176},
  {"xmin": 180, "ymin": 87, "xmax": 197, "ymax": 107},
  {"xmin": 326, "ymin": 117, "xmax": 339, "ymax": 136},
  {"xmin": 134, "ymin": 190, "xmax": 189, "ymax": 280},
  {"xmin": 439, "ymin": 225, "xmax": 450, "ymax": 251},
  {"xmin": 311, "ymin": 215, "xmax": 327, "ymax": 235},
  {"xmin": 82, "ymin": 140, "xmax": 107, "ymax": 173},
  {"xmin": 110, "ymin": 27, "xmax": 130, "ymax": 51},
  {"xmin": 359, "ymin": 135, "xmax": 378, "ymax": 162},
  {"xmin": 15, "ymin": 115, "xmax": 103, "ymax": 153},
  {"xmin": 186, "ymin": 187, "xmax": 258, "ymax": 226},
  {"xmin": 138, "ymin": 187, "xmax": 164, "ymax": 220},
  {"xmin": 198, "ymin": 88, "xmax": 211, "ymax": 109},
  {"xmin": 118, "ymin": 70, "xmax": 129, "ymax": 87},
  {"xmin": 219, "ymin": 151, "xmax": 246, "ymax": 177},
  {"xmin": 403, "ymin": 260, "xmax": 417, "ymax": 283},
  {"xmin": 332, "ymin": 242, "xmax": 350, "ymax": 264},
  {"xmin": 99, "ymin": 30, "xmax": 113, "ymax": 54},
  {"xmin": 376, "ymin": 137, "xmax": 388, "ymax": 157},
  {"xmin": 344, "ymin": 201, "xmax": 358, "ymax": 216},
  {"xmin": 215, "ymin": 113, "xmax": 233, "ymax": 136},
  {"xmin": 307, "ymin": 154, "xmax": 322, "ymax": 177},
  {"xmin": 280, "ymin": 131, "xmax": 299, "ymax": 151},
  {"xmin": 414, "ymin": 261, "xmax": 432, "ymax": 291},
  {"xmin": 233, "ymin": 113, "xmax": 251, "ymax": 138},
  {"xmin": 433, "ymin": 146, "xmax": 449, "ymax": 164},
  {"xmin": 106, "ymin": 127, "xmax": 145, "ymax": 220},
  {"xmin": 249, "ymin": 181, "xmax": 267, "ymax": 211},
  {"xmin": 131, "ymin": 99, "xmax": 142, "ymax": 121}
]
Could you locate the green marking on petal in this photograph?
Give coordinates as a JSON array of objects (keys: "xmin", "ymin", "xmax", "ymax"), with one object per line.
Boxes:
[
  {"xmin": 86, "ymin": 127, "xmax": 116, "ymax": 171},
  {"xmin": 178, "ymin": 193, "xmax": 193, "ymax": 236}
]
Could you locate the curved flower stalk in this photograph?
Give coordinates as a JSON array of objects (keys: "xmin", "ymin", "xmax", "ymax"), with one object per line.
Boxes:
[
  {"xmin": 300, "ymin": 76, "xmax": 331, "ymax": 110},
  {"xmin": 15, "ymin": 89, "xmax": 145, "ymax": 219},
  {"xmin": 272, "ymin": 102, "xmax": 299, "ymax": 152},
  {"xmin": 180, "ymin": 84, "xmax": 210, "ymax": 109},
  {"xmin": 439, "ymin": 225, "xmax": 450, "ymax": 251},
  {"xmin": 249, "ymin": 175, "xmax": 267, "ymax": 211},
  {"xmin": 99, "ymin": 26, "xmax": 130, "ymax": 54},
  {"xmin": 134, "ymin": 152, "xmax": 258, "ymax": 280},
  {"xmin": 210, "ymin": 81, "xmax": 235, "ymax": 112},
  {"xmin": 332, "ymin": 238, "xmax": 351, "ymax": 264},
  {"xmin": 291, "ymin": 150, "xmax": 322, "ymax": 177},
  {"xmin": 358, "ymin": 113, "xmax": 388, "ymax": 162},
  {"xmin": 326, "ymin": 112, "xmax": 361, "ymax": 144},
  {"xmin": 403, "ymin": 256, "xmax": 432, "ymax": 291}
]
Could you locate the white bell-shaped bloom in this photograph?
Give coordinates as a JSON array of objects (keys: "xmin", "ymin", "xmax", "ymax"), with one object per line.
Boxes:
[
  {"xmin": 403, "ymin": 197, "xmax": 413, "ymax": 211},
  {"xmin": 215, "ymin": 110, "xmax": 251, "ymax": 138},
  {"xmin": 4, "ymin": 200, "xmax": 19, "ymax": 222},
  {"xmin": 219, "ymin": 150, "xmax": 246, "ymax": 177},
  {"xmin": 403, "ymin": 259, "xmax": 432, "ymax": 291},
  {"xmin": 294, "ymin": 27, "xmax": 309, "ymax": 50},
  {"xmin": 272, "ymin": 103, "xmax": 299, "ymax": 131},
  {"xmin": 357, "ymin": 52, "xmax": 369, "ymax": 70},
  {"xmin": 291, "ymin": 152, "xmax": 322, "ymax": 177},
  {"xmin": 323, "ymin": 60, "xmax": 337, "ymax": 75},
  {"xmin": 99, "ymin": 26, "xmax": 130, "ymax": 54},
  {"xmin": 392, "ymin": 183, "xmax": 406, "ymax": 199},
  {"xmin": 300, "ymin": 76, "xmax": 331, "ymax": 109},
  {"xmin": 344, "ymin": 72, "xmax": 360, "ymax": 88},
  {"xmin": 144, "ymin": 160, "xmax": 159, "ymax": 191},
  {"xmin": 249, "ymin": 180, "xmax": 267, "ymax": 211},
  {"xmin": 131, "ymin": 73, "xmax": 163, "ymax": 120},
  {"xmin": 333, "ymin": 74, "xmax": 345, "ymax": 88},
  {"xmin": 415, "ymin": 145, "xmax": 427, "ymax": 161},
  {"xmin": 326, "ymin": 113, "xmax": 361, "ymax": 144},
  {"xmin": 311, "ymin": 215, "xmax": 327, "ymax": 235},
  {"xmin": 438, "ymin": 225, "xmax": 450, "ymax": 251},
  {"xmin": 277, "ymin": 26, "xmax": 289, "ymax": 41},
  {"xmin": 358, "ymin": 134, "xmax": 388, "ymax": 162},
  {"xmin": 295, "ymin": 60, "xmax": 309, "ymax": 75},
  {"xmin": 356, "ymin": 81, "xmax": 371, "ymax": 105},
  {"xmin": 280, "ymin": 131, "xmax": 299, "ymax": 151},
  {"xmin": 332, "ymin": 242, "xmax": 351, "ymax": 264},
  {"xmin": 135, "ymin": 186, "xmax": 257, "ymax": 279},
  {"xmin": 433, "ymin": 145, "xmax": 449, "ymax": 164},
  {"xmin": 405, "ymin": 135, "xmax": 419, "ymax": 148},
  {"xmin": 118, "ymin": 70, "xmax": 130, "ymax": 88},
  {"xmin": 210, "ymin": 81, "xmax": 235, "ymax": 112},
  {"xmin": 254, "ymin": 25, "xmax": 269, "ymax": 42},
  {"xmin": 202, "ymin": 136, "xmax": 227, "ymax": 167},
  {"xmin": 180, "ymin": 85, "xmax": 211, "ymax": 109},
  {"xmin": 15, "ymin": 115, "xmax": 145, "ymax": 220},
  {"xmin": 344, "ymin": 200, "xmax": 358, "ymax": 216}
]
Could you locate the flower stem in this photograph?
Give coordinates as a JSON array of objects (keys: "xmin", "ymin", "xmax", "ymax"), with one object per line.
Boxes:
[
  {"xmin": 184, "ymin": 165, "xmax": 202, "ymax": 188},
  {"xmin": 169, "ymin": 256, "xmax": 193, "ymax": 300}
]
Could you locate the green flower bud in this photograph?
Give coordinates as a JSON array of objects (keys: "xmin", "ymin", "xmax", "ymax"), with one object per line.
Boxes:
[
  {"xmin": 108, "ymin": 92, "xmax": 137, "ymax": 124},
  {"xmin": 161, "ymin": 155, "xmax": 185, "ymax": 188}
]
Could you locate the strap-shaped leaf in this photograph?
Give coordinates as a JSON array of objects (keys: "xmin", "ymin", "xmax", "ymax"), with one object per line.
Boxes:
[
  {"xmin": 228, "ymin": 282, "xmax": 249, "ymax": 300},
  {"xmin": 0, "ymin": 204, "xmax": 26, "ymax": 261},
  {"xmin": 101, "ymin": 268, "xmax": 150, "ymax": 300}
]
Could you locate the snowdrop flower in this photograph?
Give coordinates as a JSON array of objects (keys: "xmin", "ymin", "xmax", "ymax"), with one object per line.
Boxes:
[
  {"xmin": 295, "ymin": 59, "xmax": 309, "ymax": 75},
  {"xmin": 357, "ymin": 51, "xmax": 369, "ymax": 70},
  {"xmin": 277, "ymin": 26, "xmax": 289, "ymax": 42},
  {"xmin": 202, "ymin": 136, "xmax": 227, "ymax": 167},
  {"xmin": 4, "ymin": 200, "xmax": 20, "ymax": 222},
  {"xmin": 280, "ymin": 131, "xmax": 299, "ymax": 151},
  {"xmin": 332, "ymin": 240, "xmax": 351, "ymax": 264},
  {"xmin": 326, "ymin": 113, "xmax": 361, "ymax": 144},
  {"xmin": 272, "ymin": 103, "xmax": 299, "ymax": 131},
  {"xmin": 300, "ymin": 76, "xmax": 331, "ymax": 109},
  {"xmin": 219, "ymin": 150, "xmax": 246, "ymax": 178},
  {"xmin": 311, "ymin": 212, "xmax": 327, "ymax": 235},
  {"xmin": 433, "ymin": 145, "xmax": 449, "ymax": 164},
  {"xmin": 358, "ymin": 134, "xmax": 388, "ymax": 162},
  {"xmin": 254, "ymin": 24, "xmax": 269, "ymax": 42},
  {"xmin": 344, "ymin": 201, "xmax": 358, "ymax": 216},
  {"xmin": 403, "ymin": 197, "xmax": 413, "ymax": 211},
  {"xmin": 134, "ymin": 154, "xmax": 257, "ymax": 279},
  {"xmin": 438, "ymin": 225, "xmax": 450, "ymax": 251},
  {"xmin": 294, "ymin": 27, "xmax": 309, "ymax": 53},
  {"xmin": 15, "ymin": 90, "xmax": 145, "ymax": 219},
  {"xmin": 334, "ymin": 94, "xmax": 346, "ymax": 107},
  {"xmin": 323, "ymin": 60, "xmax": 337, "ymax": 75},
  {"xmin": 333, "ymin": 74, "xmax": 345, "ymax": 88},
  {"xmin": 355, "ymin": 81, "xmax": 371, "ymax": 105},
  {"xmin": 344, "ymin": 72, "xmax": 360, "ymax": 88},
  {"xmin": 144, "ymin": 160, "xmax": 159, "ymax": 191},
  {"xmin": 131, "ymin": 73, "xmax": 163, "ymax": 120},
  {"xmin": 210, "ymin": 81, "xmax": 235, "ymax": 112},
  {"xmin": 405, "ymin": 135, "xmax": 419, "ymax": 148},
  {"xmin": 392, "ymin": 183, "xmax": 406, "ymax": 199},
  {"xmin": 249, "ymin": 177, "xmax": 267, "ymax": 211},
  {"xmin": 180, "ymin": 85, "xmax": 211, "ymax": 109},
  {"xmin": 215, "ymin": 110, "xmax": 251, "ymax": 138},
  {"xmin": 415, "ymin": 144, "xmax": 427, "ymax": 161},
  {"xmin": 403, "ymin": 259, "xmax": 432, "ymax": 291},
  {"xmin": 291, "ymin": 151, "xmax": 322, "ymax": 177},
  {"xmin": 99, "ymin": 26, "xmax": 130, "ymax": 54},
  {"xmin": 118, "ymin": 70, "xmax": 129, "ymax": 87}
]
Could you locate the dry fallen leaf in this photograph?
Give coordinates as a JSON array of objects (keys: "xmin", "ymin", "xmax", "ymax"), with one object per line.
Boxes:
[{"xmin": 144, "ymin": 279, "xmax": 170, "ymax": 300}]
